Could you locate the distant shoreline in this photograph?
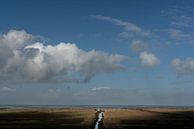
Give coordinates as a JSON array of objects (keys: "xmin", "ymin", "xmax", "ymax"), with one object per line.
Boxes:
[{"xmin": 0, "ymin": 105, "xmax": 194, "ymax": 109}]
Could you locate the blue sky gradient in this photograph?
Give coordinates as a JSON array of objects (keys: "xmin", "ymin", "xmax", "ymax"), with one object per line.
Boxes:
[{"xmin": 0, "ymin": 0, "xmax": 194, "ymax": 105}]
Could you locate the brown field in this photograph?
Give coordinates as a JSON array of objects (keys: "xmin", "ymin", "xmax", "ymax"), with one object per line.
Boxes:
[
  {"xmin": 0, "ymin": 108, "xmax": 96, "ymax": 129},
  {"xmin": 103, "ymin": 108, "xmax": 194, "ymax": 129},
  {"xmin": 1, "ymin": 108, "xmax": 194, "ymax": 129}
]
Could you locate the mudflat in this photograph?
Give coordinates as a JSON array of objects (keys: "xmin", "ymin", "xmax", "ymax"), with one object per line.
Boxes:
[
  {"xmin": 0, "ymin": 108, "xmax": 96, "ymax": 129},
  {"xmin": 103, "ymin": 108, "xmax": 194, "ymax": 129}
]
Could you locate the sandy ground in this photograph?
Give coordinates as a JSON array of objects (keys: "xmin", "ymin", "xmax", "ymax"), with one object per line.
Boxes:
[
  {"xmin": 103, "ymin": 108, "xmax": 194, "ymax": 129},
  {"xmin": 0, "ymin": 108, "xmax": 96, "ymax": 129}
]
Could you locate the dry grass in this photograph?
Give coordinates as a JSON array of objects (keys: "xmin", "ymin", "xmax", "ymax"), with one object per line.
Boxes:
[
  {"xmin": 0, "ymin": 108, "xmax": 96, "ymax": 129},
  {"xmin": 103, "ymin": 109, "xmax": 158, "ymax": 128},
  {"xmin": 2, "ymin": 108, "xmax": 194, "ymax": 129},
  {"xmin": 103, "ymin": 108, "xmax": 194, "ymax": 129}
]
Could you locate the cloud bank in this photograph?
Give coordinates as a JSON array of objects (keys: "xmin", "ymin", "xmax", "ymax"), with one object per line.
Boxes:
[{"xmin": 0, "ymin": 30, "xmax": 127, "ymax": 83}]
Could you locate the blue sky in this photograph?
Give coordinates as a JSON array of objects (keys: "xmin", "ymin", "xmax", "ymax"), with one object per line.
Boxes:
[{"xmin": 0, "ymin": 0, "xmax": 194, "ymax": 105}]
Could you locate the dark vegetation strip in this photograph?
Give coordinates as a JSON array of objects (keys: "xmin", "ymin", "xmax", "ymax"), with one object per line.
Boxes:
[{"xmin": 0, "ymin": 111, "xmax": 90, "ymax": 129}]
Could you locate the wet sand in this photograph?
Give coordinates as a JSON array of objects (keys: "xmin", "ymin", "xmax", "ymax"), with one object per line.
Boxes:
[
  {"xmin": 103, "ymin": 108, "xmax": 194, "ymax": 129},
  {"xmin": 0, "ymin": 108, "xmax": 96, "ymax": 129}
]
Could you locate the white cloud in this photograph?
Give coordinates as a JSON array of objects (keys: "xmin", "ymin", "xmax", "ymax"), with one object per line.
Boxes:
[
  {"xmin": 171, "ymin": 21, "xmax": 189, "ymax": 27},
  {"xmin": 167, "ymin": 28, "xmax": 189, "ymax": 40},
  {"xmin": 0, "ymin": 30, "xmax": 127, "ymax": 83},
  {"xmin": 162, "ymin": 5, "xmax": 194, "ymax": 28},
  {"xmin": 0, "ymin": 30, "xmax": 32, "ymax": 70},
  {"xmin": 131, "ymin": 40, "xmax": 149, "ymax": 52},
  {"xmin": 167, "ymin": 28, "xmax": 194, "ymax": 44},
  {"xmin": 91, "ymin": 86, "xmax": 111, "ymax": 91},
  {"xmin": 171, "ymin": 58, "xmax": 194, "ymax": 76},
  {"xmin": 92, "ymin": 15, "xmax": 151, "ymax": 39},
  {"xmin": 23, "ymin": 43, "xmax": 126, "ymax": 82},
  {"xmin": 139, "ymin": 51, "xmax": 159, "ymax": 67},
  {"xmin": 93, "ymin": 15, "xmax": 141, "ymax": 33},
  {"xmin": 162, "ymin": 6, "xmax": 194, "ymax": 44},
  {"xmin": 117, "ymin": 32, "xmax": 132, "ymax": 40},
  {"xmin": 2, "ymin": 30, "xmax": 32, "ymax": 49}
]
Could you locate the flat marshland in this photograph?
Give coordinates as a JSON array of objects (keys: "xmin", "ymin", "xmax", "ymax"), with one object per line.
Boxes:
[
  {"xmin": 0, "ymin": 108, "xmax": 96, "ymax": 129},
  {"xmin": 0, "ymin": 108, "xmax": 194, "ymax": 129},
  {"xmin": 103, "ymin": 108, "xmax": 194, "ymax": 129}
]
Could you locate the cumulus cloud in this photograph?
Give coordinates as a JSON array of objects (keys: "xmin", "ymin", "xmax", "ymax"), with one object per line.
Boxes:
[
  {"xmin": 131, "ymin": 40, "xmax": 149, "ymax": 52},
  {"xmin": 171, "ymin": 58, "xmax": 194, "ymax": 76},
  {"xmin": 0, "ymin": 30, "xmax": 32, "ymax": 71},
  {"xmin": 23, "ymin": 43, "xmax": 126, "ymax": 82},
  {"xmin": 0, "ymin": 30, "xmax": 127, "ymax": 84},
  {"xmin": 139, "ymin": 51, "xmax": 160, "ymax": 67},
  {"xmin": 1, "ymin": 30, "xmax": 32, "ymax": 49}
]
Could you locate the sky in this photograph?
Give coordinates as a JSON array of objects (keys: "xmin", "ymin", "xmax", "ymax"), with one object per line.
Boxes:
[{"xmin": 0, "ymin": 0, "xmax": 194, "ymax": 105}]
